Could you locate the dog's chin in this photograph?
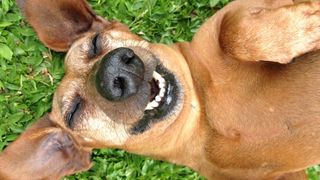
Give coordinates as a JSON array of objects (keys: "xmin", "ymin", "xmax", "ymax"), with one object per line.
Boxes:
[{"xmin": 130, "ymin": 63, "xmax": 181, "ymax": 135}]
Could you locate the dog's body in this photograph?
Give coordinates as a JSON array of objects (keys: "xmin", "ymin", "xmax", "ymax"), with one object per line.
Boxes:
[{"xmin": 0, "ymin": 0, "xmax": 319, "ymax": 179}]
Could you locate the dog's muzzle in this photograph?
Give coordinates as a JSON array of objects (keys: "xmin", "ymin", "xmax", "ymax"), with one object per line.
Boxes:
[{"xmin": 96, "ymin": 47, "xmax": 145, "ymax": 101}]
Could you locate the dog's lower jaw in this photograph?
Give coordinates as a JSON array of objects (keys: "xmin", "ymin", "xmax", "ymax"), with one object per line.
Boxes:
[
  {"xmin": 113, "ymin": 44, "xmax": 213, "ymax": 176},
  {"xmin": 124, "ymin": 102, "xmax": 209, "ymax": 176}
]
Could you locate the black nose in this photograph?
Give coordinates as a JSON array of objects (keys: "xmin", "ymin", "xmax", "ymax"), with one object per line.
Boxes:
[{"xmin": 96, "ymin": 47, "xmax": 145, "ymax": 101}]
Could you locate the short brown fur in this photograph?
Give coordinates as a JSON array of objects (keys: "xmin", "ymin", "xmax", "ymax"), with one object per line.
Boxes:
[{"xmin": 0, "ymin": 0, "xmax": 319, "ymax": 179}]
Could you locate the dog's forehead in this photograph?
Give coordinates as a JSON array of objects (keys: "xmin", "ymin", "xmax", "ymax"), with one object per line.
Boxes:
[{"xmin": 67, "ymin": 30, "xmax": 147, "ymax": 55}]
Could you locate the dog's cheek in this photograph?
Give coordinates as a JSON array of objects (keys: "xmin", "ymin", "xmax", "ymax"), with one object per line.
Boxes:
[{"xmin": 74, "ymin": 115, "xmax": 131, "ymax": 147}]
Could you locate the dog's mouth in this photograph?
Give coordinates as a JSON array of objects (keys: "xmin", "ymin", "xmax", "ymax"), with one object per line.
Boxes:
[
  {"xmin": 130, "ymin": 64, "xmax": 180, "ymax": 134},
  {"xmin": 146, "ymin": 71, "xmax": 166, "ymax": 111}
]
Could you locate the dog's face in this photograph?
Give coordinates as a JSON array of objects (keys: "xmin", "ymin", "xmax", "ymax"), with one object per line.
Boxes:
[
  {"xmin": 17, "ymin": 0, "xmax": 198, "ymax": 150},
  {"xmin": 51, "ymin": 30, "xmax": 189, "ymax": 148}
]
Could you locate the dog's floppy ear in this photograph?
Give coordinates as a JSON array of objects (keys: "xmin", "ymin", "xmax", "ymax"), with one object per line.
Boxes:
[
  {"xmin": 0, "ymin": 114, "xmax": 92, "ymax": 179},
  {"xmin": 16, "ymin": 0, "xmax": 110, "ymax": 51}
]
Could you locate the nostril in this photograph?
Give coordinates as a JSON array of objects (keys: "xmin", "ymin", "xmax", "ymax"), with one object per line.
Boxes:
[{"xmin": 113, "ymin": 77, "xmax": 125, "ymax": 93}]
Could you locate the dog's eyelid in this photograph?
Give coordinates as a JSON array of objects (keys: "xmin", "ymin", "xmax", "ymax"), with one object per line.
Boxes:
[
  {"xmin": 65, "ymin": 95, "xmax": 83, "ymax": 129},
  {"xmin": 88, "ymin": 33, "xmax": 101, "ymax": 59},
  {"xmin": 92, "ymin": 33, "xmax": 99, "ymax": 53}
]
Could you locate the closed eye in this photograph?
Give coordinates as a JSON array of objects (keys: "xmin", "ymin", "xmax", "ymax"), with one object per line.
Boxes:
[
  {"xmin": 65, "ymin": 95, "xmax": 82, "ymax": 129},
  {"xmin": 88, "ymin": 33, "xmax": 101, "ymax": 59}
]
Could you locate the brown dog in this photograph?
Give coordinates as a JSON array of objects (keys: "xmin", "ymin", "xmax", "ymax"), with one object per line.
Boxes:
[{"xmin": 0, "ymin": 0, "xmax": 319, "ymax": 179}]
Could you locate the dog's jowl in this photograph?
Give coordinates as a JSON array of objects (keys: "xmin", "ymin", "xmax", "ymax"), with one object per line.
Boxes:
[{"xmin": 0, "ymin": 0, "xmax": 320, "ymax": 179}]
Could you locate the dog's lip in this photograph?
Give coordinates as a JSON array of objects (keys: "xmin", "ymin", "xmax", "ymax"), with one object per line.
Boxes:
[{"xmin": 130, "ymin": 64, "xmax": 179, "ymax": 134}]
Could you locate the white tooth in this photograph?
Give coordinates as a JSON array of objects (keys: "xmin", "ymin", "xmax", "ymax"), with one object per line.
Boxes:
[
  {"xmin": 150, "ymin": 101, "xmax": 159, "ymax": 108},
  {"xmin": 159, "ymin": 89, "xmax": 165, "ymax": 97},
  {"xmin": 155, "ymin": 96, "xmax": 162, "ymax": 102},
  {"xmin": 145, "ymin": 104, "xmax": 154, "ymax": 110},
  {"xmin": 158, "ymin": 76, "xmax": 165, "ymax": 83},
  {"xmin": 153, "ymin": 71, "xmax": 162, "ymax": 80},
  {"xmin": 159, "ymin": 81, "xmax": 165, "ymax": 88}
]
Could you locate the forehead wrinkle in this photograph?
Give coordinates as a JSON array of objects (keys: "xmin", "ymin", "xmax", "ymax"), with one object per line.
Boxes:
[
  {"xmin": 65, "ymin": 34, "xmax": 89, "ymax": 59},
  {"xmin": 60, "ymin": 79, "xmax": 83, "ymax": 110},
  {"xmin": 66, "ymin": 33, "xmax": 150, "ymax": 64},
  {"xmin": 69, "ymin": 44, "xmax": 89, "ymax": 60},
  {"xmin": 101, "ymin": 34, "xmax": 150, "ymax": 51}
]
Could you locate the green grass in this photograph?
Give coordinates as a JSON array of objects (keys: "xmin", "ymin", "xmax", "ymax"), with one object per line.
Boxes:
[{"xmin": 0, "ymin": 0, "xmax": 319, "ymax": 179}]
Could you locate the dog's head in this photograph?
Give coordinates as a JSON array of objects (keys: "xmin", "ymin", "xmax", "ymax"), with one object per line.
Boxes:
[{"xmin": 16, "ymin": 0, "xmax": 199, "ymax": 155}]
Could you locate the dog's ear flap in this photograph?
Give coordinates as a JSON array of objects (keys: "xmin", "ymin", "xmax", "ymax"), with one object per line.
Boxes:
[
  {"xmin": 0, "ymin": 114, "xmax": 92, "ymax": 179},
  {"xmin": 16, "ymin": 0, "xmax": 110, "ymax": 51}
]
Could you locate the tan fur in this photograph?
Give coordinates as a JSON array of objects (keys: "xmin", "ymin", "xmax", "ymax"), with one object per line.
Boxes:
[{"xmin": 0, "ymin": 0, "xmax": 319, "ymax": 179}]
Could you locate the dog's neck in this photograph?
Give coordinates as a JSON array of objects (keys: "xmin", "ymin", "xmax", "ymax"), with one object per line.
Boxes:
[
  {"xmin": 124, "ymin": 100, "xmax": 209, "ymax": 174},
  {"xmin": 157, "ymin": 11, "xmax": 230, "ymax": 177},
  {"xmin": 119, "ymin": 12, "xmax": 227, "ymax": 175}
]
